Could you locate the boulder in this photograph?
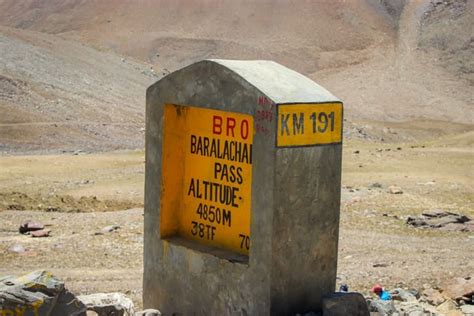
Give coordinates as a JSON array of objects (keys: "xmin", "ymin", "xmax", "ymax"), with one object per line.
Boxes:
[
  {"xmin": 322, "ymin": 292, "xmax": 369, "ymax": 316},
  {"xmin": 367, "ymin": 298, "xmax": 397, "ymax": 315},
  {"xmin": 0, "ymin": 270, "xmax": 86, "ymax": 316},
  {"xmin": 78, "ymin": 292, "xmax": 135, "ymax": 316}
]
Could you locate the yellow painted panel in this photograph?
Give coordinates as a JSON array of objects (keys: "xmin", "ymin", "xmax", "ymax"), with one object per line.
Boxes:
[
  {"xmin": 160, "ymin": 104, "xmax": 186, "ymax": 237},
  {"xmin": 160, "ymin": 104, "xmax": 253, "ymax": 255},
  {"xmin": 277, "ymin": 103, "xmax": 343, "ymax": 147}
]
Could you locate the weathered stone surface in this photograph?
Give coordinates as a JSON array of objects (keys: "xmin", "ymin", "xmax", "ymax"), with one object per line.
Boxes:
[
  {"xmin": 460, "ymin": 304, "xmax": 474, "ymax": 314},
  {"xmin": 101, "ymin": 225, "xmax": 120, "ymax": 233},
  {"xmin": 421, "ymin": 287, "xmax": 445, "ymax": 305},
  {"xmin": 391, "ymin": 288, "xmax": 417, "ymax": 302},
  {"xmin": 144, "ymin": 59, "xmax": 343, "ymax": 315},
  {"xmin": 53, "ymin": 289, "xmax": 88, "ymax": 316},
  {"xmin": 30, "ymin": 229, "xmax": 51, "ymax": 237},
  {"xmin": 367, "ymin": 299, "xmax": 397, "ymax": 315},
  {"xmin": 0, "ymin": 270, "xmax": 86, "ymax": 316},
  {"xmin": 77, "ymin": 292, "xmax": 135, "ymax": 316},
  {"xmin": 19, "ymin": 221, "xmax": 44, "ymax": 234},
  {"xmin": 406, "ymin": 211, "xmax": 471, "ymax": 231},
  {"xmin": 442, "ymin": 277, "xmax": 474, "ymax": 301},
  {"xmin": 387, "ymin": 186, "xmax": 403, "ymax": 194},
  {"xmin": 437, "ymin": 299, "xmax": 459, "ymax": 313},
  {"xmin": 322, "ymin": 292, "xmax": 369, "ymax": 316},
  {"xmin": 395, "ymin": 301, "xmax": 425, "ymax": 314}
]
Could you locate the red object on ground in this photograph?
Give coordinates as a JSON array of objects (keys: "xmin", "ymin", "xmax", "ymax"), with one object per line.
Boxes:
[
  {"xmin": 371, "ymin": 284, "xmax": 383, "ymax": 293},
  {"xmin": 19, "ymin": 221, "xmax": 45, "ymax": 234},
  {"xmin": 30, "ymin": 229, "xmax": 51, "ymax": 238}
]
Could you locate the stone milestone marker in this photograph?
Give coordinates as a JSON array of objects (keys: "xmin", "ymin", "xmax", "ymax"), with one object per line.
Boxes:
[{"xmin": 144, "ymin": 59, "xmax": 343, "ymax": 315}]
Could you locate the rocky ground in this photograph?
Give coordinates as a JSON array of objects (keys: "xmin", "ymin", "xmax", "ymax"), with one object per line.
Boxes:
[{"xmin": 0, "ymin": 131, "xmax": 472, "ymax": 314}]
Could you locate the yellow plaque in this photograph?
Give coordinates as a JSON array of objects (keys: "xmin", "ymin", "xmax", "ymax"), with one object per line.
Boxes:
[
  {"xmin": 277, "ymin": 103, "xmax": 343, "ymax": 147},
  {"xmin": 160, "ymin": 104, "xmax": 253, "ymax": 255}
]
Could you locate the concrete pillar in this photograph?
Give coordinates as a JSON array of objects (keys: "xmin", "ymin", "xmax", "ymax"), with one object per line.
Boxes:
[{"xmin": 144, "ymin": 59, "xmax": 343, "ymax": 315}]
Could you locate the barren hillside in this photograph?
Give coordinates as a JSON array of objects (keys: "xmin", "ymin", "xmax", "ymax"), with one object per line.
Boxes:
[
  {"xmin": 0, "ymin": 26, "xmax": 156, "ymax": 153},
  {"xmin": 0, "ymin": 0, "xmax": 472, "ymax": 152}
]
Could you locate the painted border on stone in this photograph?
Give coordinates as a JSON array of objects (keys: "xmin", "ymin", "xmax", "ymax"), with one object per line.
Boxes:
[{"xmin": 275, "ymin": 102, "xmax": 344, "ymax": 148}]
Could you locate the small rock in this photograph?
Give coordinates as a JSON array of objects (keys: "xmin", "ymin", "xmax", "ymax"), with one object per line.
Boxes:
[
  {"xmin": 101, "ymin": 225, "xmax": 120, "ymax": 233},
  {"xmin": 396, "ymin": 301, "xmax": 426, "ymax": 314},
  {"xmin": 388, "ymin": 186, "xmax": 403, "ymax": 194},
  {"xmin": 369, "ymin": 182, "xmax": 383, "ymax": 188},
  {"xmin": 406, "ymin": 211, "xmax": 471, "ymax": 231},
  {"xmin": 135, "ymin": 309, "xmax": 162, "ymax": 316},
  {"xmin": 422, "ymin": 287, "xmax": 445, "ymax": 305},
  {"xmin": 0, "ymin": 271, "xmax": 86, "ymax": 315},
  {"xmin": 322, "ymin": 292, "xmax": 369, "ymax": 316},
  {"xmin": 418, "ymin": 181, "xmax": 436, "ymax": 186},
  {"xmin": 439, "ymin": 223, "xmax": 471, "ymax": 232},
  {"xmin": 339, "ymin": 284, "xmax": 349, "ymax": 292},
  {"xmin": 78, "ymin": 292, "xmax": 135, "ymax": 316},
  {"xmin": 19, "ymin": 221, "xmax": 44, "ymax": 234},
  {"xmin": 408, "ymin": 289, "xmax": 420, "ymax": 299},
  {"xmin": 422, "ymin": 209, "xmax": 456, "ymax": 218},
  {"xmin": 8, "ymin": 244, "xmax": 26, "ymax": 253},
  {"xmin": 354, "ymin": 150, "xmax": 360, "ymax": 154},
  {"xmin": 391, "ymin": 288, "xmax": 417, "ymax": 302},
  {"xmin": 461, "ymin": 304, "xmax": 474, "ymax": 314},
  {"xmin": 367, "ymin": 299, "xmax": 397, "ymax": 314},
  {"xmin": 437, "ymin": 299, "xmax": 458, "ymax": 313},
  {"xmin": 372, "ymin": 263, "xmax": 389, "ymax": 268},
  {"xmin": 30, "ymin": 229, "xmax": 51, "ymax": 238}
]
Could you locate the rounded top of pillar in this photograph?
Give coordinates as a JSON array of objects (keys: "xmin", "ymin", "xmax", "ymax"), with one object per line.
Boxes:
[{"xmin": 151, "ymin": 59, "xmax": 340, "ymax": 104}]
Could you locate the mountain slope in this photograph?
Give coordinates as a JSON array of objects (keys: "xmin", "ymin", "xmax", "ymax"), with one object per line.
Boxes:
[
  {"xmin": 0, "ymin": 26, "xmax": 156, "ymax": 153},
  {"xmin": 0, "ymin": 0, "xmax": 472, "ymax": 153}
]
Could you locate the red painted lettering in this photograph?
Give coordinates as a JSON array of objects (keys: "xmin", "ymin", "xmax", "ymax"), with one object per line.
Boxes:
[
  {"xmin": 241, "ymin": 120, "xmax": 249, "ymax": 140},
  {"xmin": 213, "ymin": 116, "xmax": 222, "ymax": 135},
  {"xmin": 226, "ymin": 117, "xmax": 236, "ymax": 137}
]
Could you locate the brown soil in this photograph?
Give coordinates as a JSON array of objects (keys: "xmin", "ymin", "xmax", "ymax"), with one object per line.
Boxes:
[
  {"xmin": 1, "ymin": 134, "xmax": 472, "ymax": 309},
  {"xmin": 0, "ymin": 192, "xmax": 140, "ymax": 213}
]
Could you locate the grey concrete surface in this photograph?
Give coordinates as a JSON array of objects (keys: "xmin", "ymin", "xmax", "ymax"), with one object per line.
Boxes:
[{"xmin": 144, "ymin": 59, "xmax": 342, "ymax": 315}]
